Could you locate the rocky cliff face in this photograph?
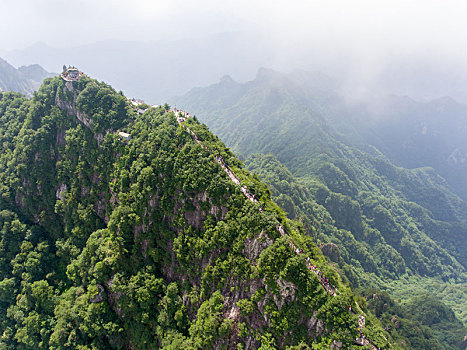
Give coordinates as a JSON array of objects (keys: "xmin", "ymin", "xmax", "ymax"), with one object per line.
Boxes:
[
  {"xmin": 55, "ymin": 81, "xmax": 93, "ymax": 128},
  {"xmin": 0, "ymin": 75, "xmax": 390, "ymax": 349}
]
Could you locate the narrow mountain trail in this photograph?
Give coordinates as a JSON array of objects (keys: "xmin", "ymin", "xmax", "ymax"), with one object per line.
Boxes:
[
  {"xmin": 174, "ymin": 110, "xmax": 380, "ymax": 349},
  {"xmin": 175, "ymin": 110, "xmax": 337, "ymax": 296}
]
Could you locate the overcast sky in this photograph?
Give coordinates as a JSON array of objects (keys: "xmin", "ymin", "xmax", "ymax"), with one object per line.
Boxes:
[
  {"xmin": 2, "ymin": 0, "xmax": 467, "ymax": 101},
  {"xmin": 1, "ymin": 0, "xmax": 466, "ymax": 54}
]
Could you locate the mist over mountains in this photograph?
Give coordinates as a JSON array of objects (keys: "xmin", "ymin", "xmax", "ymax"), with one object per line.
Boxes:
[
  {"xmin": 0, "ymin": 53, "xmax": 466, "ymax": 350},
  {"xmin": 5, "ymin": 33, "xmax": 467, "ymax": 105},
  {"xmin": 3, "ymin": 34, "xmax": 271, "ymax": 103},
  {"xmin": 174, "ymin": 68, "xmax": 467, "ymax": 202},
  {"xmin": 0, "ymin": 72, "xmax": 410, "ymax": 350},
  {"xmin": 173, "ymin": 68, "xmax": 467, "ymax": 339},
  {"xmin": 2, "ymin": 0, "xmax": 467, "ymax": 348},
  {"xmin": 0, "ymin": 66, "xmax": 465, "ymax": 349}
]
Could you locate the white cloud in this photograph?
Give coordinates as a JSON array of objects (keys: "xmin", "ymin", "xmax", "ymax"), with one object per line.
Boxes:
[
  {"xmin": 2, "ymin": 0, "xmax": 467, "ymax": 97},
  {"xmin": 2, "ymin": 0, "xmax": 467, "ymax": 55}
]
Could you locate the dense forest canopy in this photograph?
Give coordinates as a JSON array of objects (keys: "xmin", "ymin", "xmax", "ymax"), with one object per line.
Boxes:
[
  {"xmin": 0, "ymin": 73, "xmax": 424, "ymax": 349},
  {"xmin": 175, "ymin": 68, "xmax": 467, "ymax": 348}
]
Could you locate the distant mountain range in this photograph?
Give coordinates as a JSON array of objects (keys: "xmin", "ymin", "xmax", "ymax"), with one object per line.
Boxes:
[
  {"xmin": 175, "ymin": 68, "xmax": 467, "ymax": 203},
  {"xmin": 0, "ymin": 64, "xmax": 465, "ymax": 348},
  {"xmin": 6, "ymin": 35, "xmax": 467, "ymax": 105},
  {"xmin": 173, "ymin": 68, "xmax": 467, "ymax": 340},
  {"xmin": 0, "ymin": 57, "xmax": 53, "ymax": 96},
  {"xmin": 2, "ymin": 34, "xmax": 272, "ymax": 103},
  {"xmin": 0, "ymin": 71, "xmax": 405, "ymax": 350}
]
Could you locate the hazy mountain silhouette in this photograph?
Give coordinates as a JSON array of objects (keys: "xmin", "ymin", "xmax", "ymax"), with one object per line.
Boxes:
[{"xmin": 0, "ymin": 57, "xmax": 52, "ymax": 96}]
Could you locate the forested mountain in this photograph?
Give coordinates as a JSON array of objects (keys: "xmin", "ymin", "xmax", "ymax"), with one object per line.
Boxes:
[
  {"xmin": 175, "ymin": 68, "xmax": 467, "ymax": 202},
  {"xmin": 0, "ymin": 57, "xmax": 52, "ymax": 96},
  {"xmin": 0, "ymin": 73, "xmax": 415, "ymax": 349},
  {"xmin": 174, "ymin": 68, "xmax": 467, "ymax": 347}
]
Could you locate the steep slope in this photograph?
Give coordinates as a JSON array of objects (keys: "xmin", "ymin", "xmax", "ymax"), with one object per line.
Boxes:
[
  {"xmin": 0, "ymin": 74, "xmax": 402, "ymax": 349},
  {"xmin": 174, "ymin": 69, "xmax": 467, "ymax": 345},
  {"xmin": 243, "ymin": 154, "xmax": 467, "ymax": 345},
  {"xmin": 175, "ymin": 69, "xmax": 467, "ymax": 271},
  {"xmin": 0, "ymin": 57, "xmax": 52, "ymax": 96},
  {"xmin": 175, "ymin": 68, "xmax": 467, "ymax": 202}
]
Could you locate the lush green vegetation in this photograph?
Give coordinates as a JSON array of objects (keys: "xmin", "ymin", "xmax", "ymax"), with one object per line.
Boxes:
[
  {"xmin": 0, "ymin": 76, "xmax": 406, "ymax": 349},
  {"xmin": 358, "ymin": 288, "xmax": 466, "ymax": 350},
  {"xmin": 174, "ymin": 70, "xmax": 467, "ymax": 348},
  {"xmin": 244, "ymin": 154, "xmax": 467, "ymax": 349},
  {"xmin": 244, "ymin": 153, "xmax": 466, "ymax": 281}
]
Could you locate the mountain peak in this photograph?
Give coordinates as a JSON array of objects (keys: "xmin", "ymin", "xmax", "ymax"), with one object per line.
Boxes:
[
  {"xmin": 0, "ymin": 56, "xmax": 52, "ymax": 96},
  {"xmin": 219, "ymin": 74, "xmax": 235, "ymax": 83},
  {"xmin": 255, "ymin": 67, "xmax": 284, "ymax": 81},
  {"xmin": 0, "ymin": 74, "xmax": 382, "ymax": 349}
]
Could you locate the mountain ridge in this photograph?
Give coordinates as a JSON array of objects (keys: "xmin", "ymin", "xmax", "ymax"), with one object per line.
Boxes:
[
  {"xmin": 0, "ymin": 57, "xmax": 53, "ymax": 96},
  {"xmin": 0, "ymin": 72, "xmax": 403, "ymax": 349},
  {"xmin": 173, "ymin": 68, "xmax": 467, "ymax": 345}
]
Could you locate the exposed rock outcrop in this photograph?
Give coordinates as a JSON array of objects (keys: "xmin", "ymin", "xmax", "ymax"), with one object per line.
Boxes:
[
  {"xmin": 320, "ymin": 242, "xmax": 340, "ymax": 261},
  {"xmin": 55, "ymin": 81, "xmax": 93, "ymax": 129},
  {"xmin": 243, "ymin": 230, "xmax": 273, "ymax": 263}
]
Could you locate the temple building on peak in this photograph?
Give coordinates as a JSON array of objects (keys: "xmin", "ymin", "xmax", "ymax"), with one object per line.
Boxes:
[{"xmin": 61, "ymin": 65, "xmax": 83, "ymax": 81}]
